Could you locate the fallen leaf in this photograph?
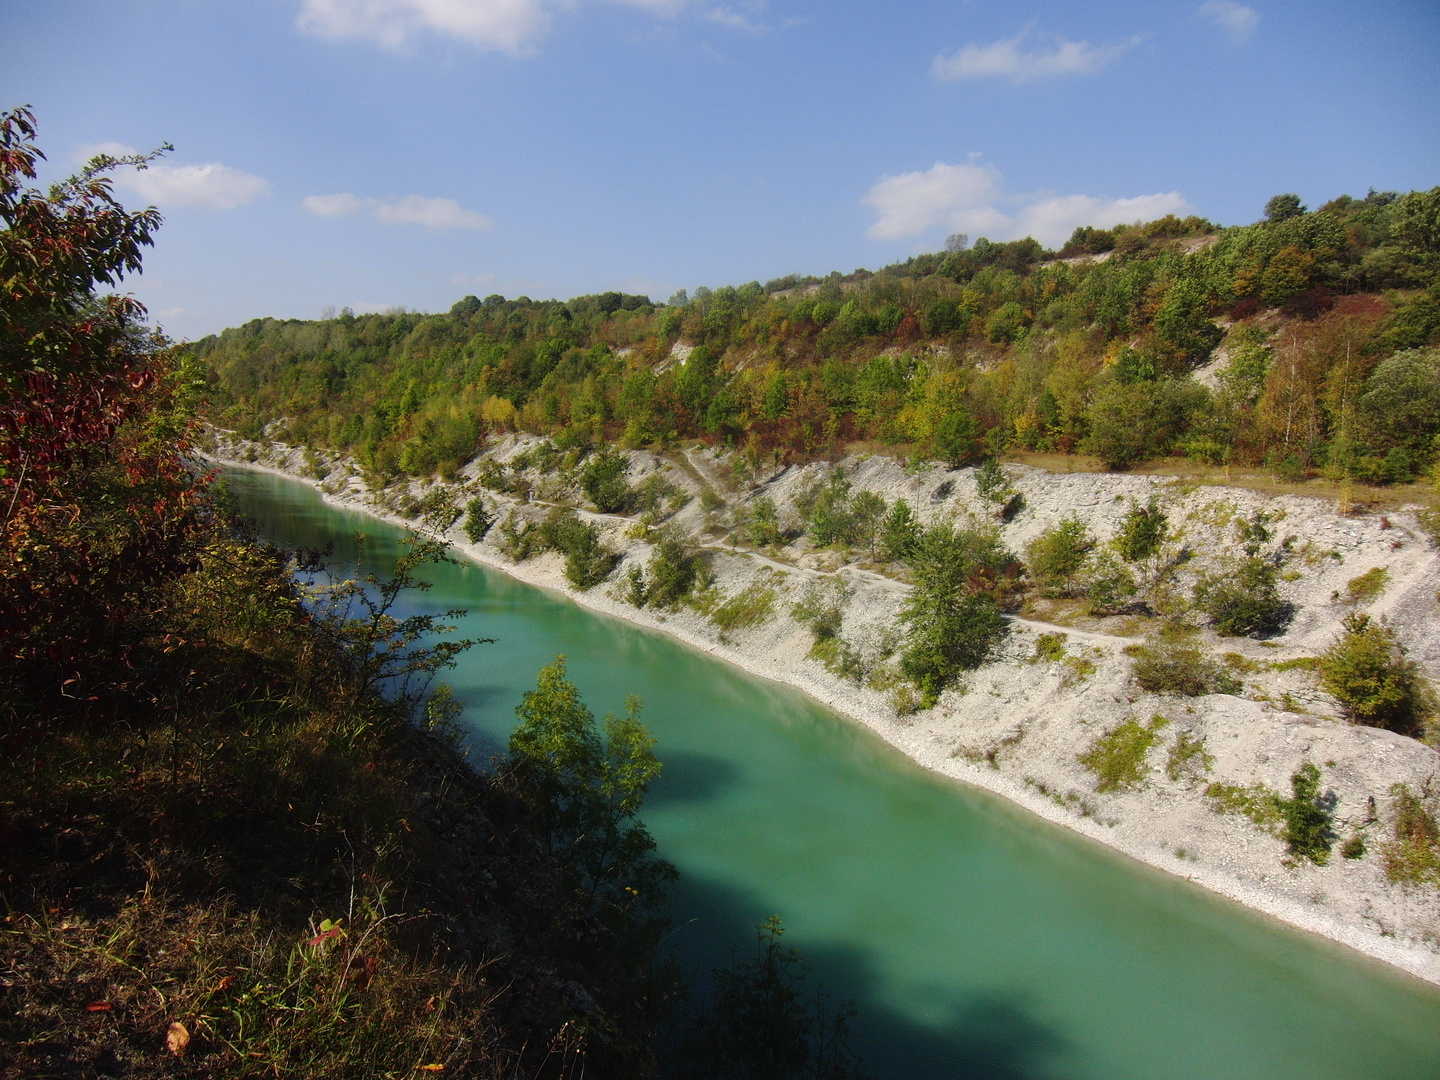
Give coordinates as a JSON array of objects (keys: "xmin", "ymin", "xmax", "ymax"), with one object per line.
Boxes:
[
  {"xmin": 214, "ymin": 975, "xmax": 234, "ymax": 992},
  {"xmin": 84, "ymin": 1001, "xmax": 112, "ymax": 1012},
  {"xmin": 417, "ymin": 1066, "xmax": 445, "ymax": 1073},
  {"xmin": 165, "ymin": 1021, "xmax": 190, "ymax": 1056}
]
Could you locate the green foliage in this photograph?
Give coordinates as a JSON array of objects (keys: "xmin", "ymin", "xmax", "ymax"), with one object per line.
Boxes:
[
  {"xmin": 897, "ymin": 523, "xmax": 1015, "ymax": 706},
  {"xmin": 1193, "ymin": 556, "xmax": 1291, "ymax": 637},
  {"xmin": 1319, "ymin": 614, "xmax": 1426, "ymax": 734},
  {"xmin": 878, "ymin": 498, "xmax": 922, "ymax": 563},
  {"xmin": 1265, "ymin": 194, "xmax": 1307, "ymax": 222},
  {"xmin": 1025, "ymin": 518, "xmax": 1094, "ymax": 598},
  {"xmin": 1345, "ymin": 566, "xmax": 1391, "ymax": 603},
  {"xmin": 581, "ymin": 443, "xmax": 633, "ymax": 513},
  {"xmin": 312, "ymin": 533, "xmax": 483, "ymax": 710},
  {"xmin": 638, "ymin": 530, "xmax": 707, "ymax": 609},
  {"xmin": 1279, "ymin": 761, "xmax": 1334, "ymax": 865},
  {"xmin": 1205, "ymin": 781, "xmax": 1285, "ymax": 834},
  {"xmin": 1383, "ymin": 782, "xmax": 1440, "ymax": 886},
  {"xmin": 1083, "ymin": 550, "xmax": 1138, "ymax": 615},
  {"xmin": 709, "ymin": 577, "xmax": 779, "ymax": 637},
  {"xmin": 538, "ymin": 508, "xmax": 620, "ymax": 588},
  {"xmin": 1166, "ymin": 731, "xmax": 1215, "ymax": 783},
  {"xmin": 741, "ymin": 494, "xmax": 783, "ymax": 547},
  {"xmin": 668, "ymin": 916, "xmax": 867, "ymax": 1080},
  {"xmin": 1078, "ymin": 714, "xmax": 1170, "ymax": 793},
  {"xmin": 508, "ymin": 657, "xmax": 675, "ymax": 910},
  {"xmin": 1030, "ymin": 632, "xmax": 1068, "ymax": 664},
  {"xmin": 1113, "ymin": 497, "xmax": 1169, "ymax": 564},
  {"xmin": 1130, "ymin": 639, "xmax": 1243, "ymax": 697},
  {"xmin": 462, "ymin": 495, "xmax": 494, "ymax": 542}
]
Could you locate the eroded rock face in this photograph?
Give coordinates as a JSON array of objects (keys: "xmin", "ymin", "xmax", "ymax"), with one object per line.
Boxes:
[{"xmin": 209, "ymin": 429, "xmax": 1440, "ymax": 984}]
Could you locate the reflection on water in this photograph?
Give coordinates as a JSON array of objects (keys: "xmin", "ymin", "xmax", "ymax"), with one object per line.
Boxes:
[{"xmin": 226, "ymin": 467, "xmax": 1440, "ymax": 1080}]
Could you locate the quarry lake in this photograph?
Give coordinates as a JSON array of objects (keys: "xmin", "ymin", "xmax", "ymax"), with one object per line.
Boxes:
[{"xmin": 228, "ymin": 466, "xmax": 1440, "ymax": 1080}]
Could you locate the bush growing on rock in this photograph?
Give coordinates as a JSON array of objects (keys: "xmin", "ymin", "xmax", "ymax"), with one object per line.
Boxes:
[
  {"xmin": 897, "ymin": 523, "xmax": 1016, "ymax": 707},
  {"xmin": 538, "ymin": 509, "xmax": 620, "ymax": 589},
  {"xmin": 1025, "ymin": 518, "xmax": 1095, "ymax": 598},
  {"xmin": 580, "ymin": 444, "xmax": 633, "ymax": 513},
  {"xmin": 1130, "ymin": 638, "xmax": 1243, "ymax": 697},
  {"xmin": 463, "ymin": 496, "xmax": 494, "ymax": 542},
  {"xmin": 1318, "ymin": 614, "xmax": 1427, "ymax": 734},
  {"xmin": 879, "ymin": 498, "xmax": 922, "ymax": 563},
  {"xmin": 1078, "ymin": 714, "xmax": 1170, "ymax": 792},
  {"xmin": 1192, "ymin": 556, "xmax": 1292, "ymax": 637}
]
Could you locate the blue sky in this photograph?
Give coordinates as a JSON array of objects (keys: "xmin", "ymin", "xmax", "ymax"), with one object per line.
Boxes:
[{"xmin": 4, "ymin": 0, "xmax": 1437, "ymax": 338}]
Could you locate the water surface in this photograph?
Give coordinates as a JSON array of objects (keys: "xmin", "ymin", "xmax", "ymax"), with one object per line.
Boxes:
[{"xmin": 227, "ymin": 467, "xmax": 1440, "ymax": 1080}]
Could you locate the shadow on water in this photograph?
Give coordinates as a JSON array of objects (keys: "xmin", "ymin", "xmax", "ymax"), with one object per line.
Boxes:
[
  {"xmin": 669, "ymin": 870, "xmax": 1075, "ymax": 1080},
  {"xmin": 646, "ymin": 750, "xmax": 743, "ymax": 809}
]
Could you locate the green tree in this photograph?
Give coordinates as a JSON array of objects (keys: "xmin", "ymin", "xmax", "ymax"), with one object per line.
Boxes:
[
  {"xmin": 508, "ymin": 657, "xmax": 675, "ymax": 909},
  {"xmin": 1193, "ymin": 556, "xmax": 1291, "ymax": 637},
  {"xmin": 879, "ymin": 498, "xmax": 921, "ymax": 563},
  {"xmin": 1278, "ymin": 761, "xmax": 1334, "ymax": 865},
  {"xmin": 898, "ymin": 523, "xmax": 1014, "ymax": 706},
  {"xmin": 1318, "ymin": 614, "xmax": 1426, "ymax": 735},
  {"xmin": 1264, "ymin": 193, "xmax": 1306, "ymax": 222},
  {"xmin": 1113, "ymin": 497, "xmax": 1169, "ymax": 564},
  {"xmin": 581, "ymin": 443, "xmax": 633, "ymax": 513},
  {"xmin": 462, "ymin": 496, "xmax": 494, "ymax": 543},
  {"xmin": 1025, "ymin": 518, "xmax": 1094, "ymax": 598}
]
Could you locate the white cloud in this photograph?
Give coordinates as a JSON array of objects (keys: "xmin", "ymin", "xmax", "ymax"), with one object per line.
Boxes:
[
  {"xmin": 304, "ymin": 192, "xmax": 494, "ymax": 230},
  {"xmin": 74, "ymin": 144, "xmax": 270, "ymax": 209},
  {"xmin": 297, "ymin": 0, "xmax": 556, "ymax": 55},
  {"xmin": 933, "ymin": 28, "xmax": 1140, "ymax": 83},
  {"xmin": 706, "ymin": 4, "xmax": 765, "ymax": 32},
  {"xmin": 1198, "ymin": 1, "xmax": 1259, "ymax": 43},
  {"xmin": 863, "ymin": 161, "xmax": 1191, "ymax": 249}
]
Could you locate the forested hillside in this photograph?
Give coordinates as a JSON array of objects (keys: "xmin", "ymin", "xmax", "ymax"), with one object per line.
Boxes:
[{"xmin": 202, "ymin": 188, "xmax": 1440, "ymax": 485}]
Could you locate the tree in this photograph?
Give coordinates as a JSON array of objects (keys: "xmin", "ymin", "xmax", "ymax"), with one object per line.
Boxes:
[
  {"xmin": 1318, "ymin": 614, "xmax": 1426, "ymax": 735},
  {"xmin": 1193, "ymin": 556, "xmax": 1291, "ymax": 637},
  {"xmin": 1113, "ymin": 497, "xmax": 1169, "ymax": 564},
  {"xmin": 508, "ymin": 657, "xmax": 674, "ymax": 911},
  {"xmin": 1264, "ymin": 194, "xmax": 1306, "ymax": 222},
  {"xmin": 898, "ymin": 523, "xmax": 1015, "ymax": 706},
  {"xmin": 1026, "ymin": 518, "xmax": 1094, "ymax": 598},
  {"xmin": 879, "ymin": 498, "xmax": 921, "ymax": 563},
  {"xmin": 581, "ymin": 443, "xmax": 632, "ymax": 512},
  {"xmin": 0, "ymin": 106, "xmax": 211, "ymax": 703}
]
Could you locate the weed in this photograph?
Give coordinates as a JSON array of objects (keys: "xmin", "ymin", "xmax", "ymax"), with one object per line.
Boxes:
[
  {"xmin": 709, "ymin": 578, "xmax": 779, "ymax": 638},
  {"xmin": 1078, "ymin": 714, "xmax": 1170, "ymax": 793},
  {"xmin": 1131, "ymin": 639, "xmax": 1243, "ymax": 697},
  {"xmin": 1205, "ymin": 781, "xmax": 1284, "ymax": 834},
  {"xmin": 1269, "ymin": 655, "xmax": 1320, "ymax": 672},
  {"xmin": 1345, "ymin": 566, "xmax": 1391, "ymax": 604},
  {"xmin": 1166, "ymin": 731, "xmax": 1215, "ymax": 783},
  {"xmin": 1382, "ymin": 782, "xmax": 1440, "ymax": 887},
  {"xmin": 1030, "ymin": 632, "xmax": 1068, "ymax": 664}
]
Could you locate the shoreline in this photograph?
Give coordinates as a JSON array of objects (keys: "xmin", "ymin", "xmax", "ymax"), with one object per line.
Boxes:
[{"xmin": 213, "ymin": 451, "xmax": 1440, "ymax": 992}]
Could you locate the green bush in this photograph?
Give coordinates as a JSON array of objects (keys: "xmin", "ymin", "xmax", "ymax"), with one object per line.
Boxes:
[
  {"xmin": 1193, "ymin": 556, "xmax": 1291, "ymax": 637},
  {"xmin": 1205, "ymin": 781, "xmax": 1284, "ymax": 833},
  {"xmin": 1025, "ymin": 518, "xmax": 1094, "ymax": 598},
  {"xmin": 580, "ymin": 444, "xmax": 633, "ymax": 513},
  {"xmin": 462, "ymin": 497, "xmax": 494, "ymax": 543},
  {"xmin": 1318, "ymin": 614, "xmax": 1426, "ymax": 734},
  {"xmin": 897, "ymin": 523, "xmax": 1016, "ymax": 706},
  {"xmin": 879, "ymin": 498, "xmax": 922, "ymax": 563},
  {"xmin": 639, "ymin": 531, "xmax": 707, "ymax": 609},
  {"xmin": 538, "ymin": 510, "xmax": 620, "ymax": 589},
  {"xmin": 1084, "ymin": 550, "xmax": 1137, "ymax": 614},
  {"xmin": 1131, "ymin": 639, "xmax": 1243, "ymax": 697},
  {"xmin": 1345, "ymin": 566, "xmax": 1391, "ymax": 604},
  {"xmin": 1279, "ymin": 761, "xmax": 1334, "ymax": 865},
  {"xmin": 1078, "ymin": 714, "xmax": 1169, "ymax": 792}
]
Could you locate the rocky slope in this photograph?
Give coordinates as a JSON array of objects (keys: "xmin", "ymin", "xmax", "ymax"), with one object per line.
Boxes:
[{"xmin": 208, "ymin": 430, "xmax": 1440, "ymax": 986}]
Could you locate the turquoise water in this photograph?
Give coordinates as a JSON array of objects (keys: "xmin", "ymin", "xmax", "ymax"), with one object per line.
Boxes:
[{"xmin": 226, "ymin": 467, "xmax": 1440, "ymax": 1079}]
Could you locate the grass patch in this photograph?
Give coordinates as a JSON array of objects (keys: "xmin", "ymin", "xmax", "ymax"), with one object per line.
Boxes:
[
  {"xmin": 1383, "ymin": 782, "xmax": 1440, "ymax": 887},
  {"xmin": 1166, "ymin": 731, "xmax": 1215, "ymax": 783},
  {"xmin": 1270, "ymin": 655, "xmax": 1320, "ymax": 672},
  {"xmin": 1029, "ymin": 631, "xmax": 1068, "ymax": 663},
  {"xmin": 1204, "ymin": 781, "xmax": 1284, "ymax": 834},
  {"xmin": 1345, "ymin": 566, "xmax": 1391, "ymax": 604},
  {"xmin": 1130, "ymin": 639, "xmax": 1243, "ymax": 697},
  {"xmin": 1078, "ymin": 714, "xmax": 1170, "ymax": 793},
  {"xmin": 708, "ymin": 577, "xmax": 779, "ymax": 638}
]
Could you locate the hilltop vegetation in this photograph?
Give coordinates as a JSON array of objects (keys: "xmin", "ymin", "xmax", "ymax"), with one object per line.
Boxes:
[{"xmin": 201, "ymin": 186, "xmax": 1440, "ymax": 486}]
